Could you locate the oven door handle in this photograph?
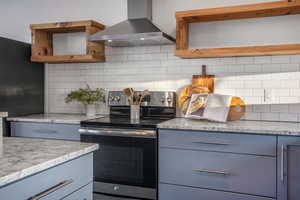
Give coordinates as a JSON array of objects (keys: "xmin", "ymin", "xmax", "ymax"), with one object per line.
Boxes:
[{"xmin": 79, "ymin": 128, "xmax": 156, "ymax": 138}]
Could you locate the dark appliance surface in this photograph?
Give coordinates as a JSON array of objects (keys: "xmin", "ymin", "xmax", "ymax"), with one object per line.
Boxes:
[
  {"xmin": 0, "ymin": 37, "xmax": 44, "ymax": 117},
  {"xmin": 80, "ymin": 91, "xmax": 176, "ymax": 200}
]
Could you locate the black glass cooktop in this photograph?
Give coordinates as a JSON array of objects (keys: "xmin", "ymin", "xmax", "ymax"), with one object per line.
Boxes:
[{"xmin": 81, "ymin": 116, "xmax": 171, "ymax": 129}]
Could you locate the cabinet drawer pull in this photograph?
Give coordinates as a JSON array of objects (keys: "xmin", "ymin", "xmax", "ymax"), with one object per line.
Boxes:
[
  {"xmin": 192, "ymin": 141, "xmax": 231, "ymax": 146},
  {"xmin": 193, "ymin": 169, "xmax": 230, "ymax": 176},
  {"xmin": 281, "ymin": 145, "xmax": 285, "ymax": 183},
  {"xmin": 33, "ymin": 129, "xmax": 58, "ymax": 134},
  {"xmin": 28, "ymin": 179, "xmax": 73, "ymax": 200}
]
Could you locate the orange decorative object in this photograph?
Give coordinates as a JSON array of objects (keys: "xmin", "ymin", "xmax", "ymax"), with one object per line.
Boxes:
[
  {"xmin": 228, "ymin": 97, "xmax": 246, "ymax": 121},
  {"xmin": 192, "ymin": 65, "xmax": 215, "ymax": 93},
  {"xmin": 192, "ymin": 75, "xmax": 214, "ymax": 93}
]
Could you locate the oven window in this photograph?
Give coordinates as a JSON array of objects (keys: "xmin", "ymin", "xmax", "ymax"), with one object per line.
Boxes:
[{"xmin": 81, "ymin": 134, "xmax": 156, "ymax": 188}]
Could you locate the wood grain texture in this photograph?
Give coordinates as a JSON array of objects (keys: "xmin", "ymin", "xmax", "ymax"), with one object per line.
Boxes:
[
  {"xmin": 86, "ymin": 26, "xmax": 105, "ymax": 61},
  {"xmin": 176, "ymin": 20, "xmax": 189, "ymax": 50},
  {"xmin": 30, "ymin": 20, "xmax": 105, "ymax": 32},
  {"xmin": 175, "ymin": 1, "xmax": 300, "ymax": 58},
  {"xmin": 176, "ymin": 1, "xmax": 300, "ymax": 23},
  {"xmin": 176, "ymin": 44, "xmax": 300, "ymax": 58},
  {"xmin": 31, "ymin": 55, "xmax": 105, "ymax": 63},
  {"xmin": 30, "ymin": 20, "xmax": 105, "ymax": 63},
  {"xmin": 31, "ymin": 30, "xmax": 53, "ymax": 57}
]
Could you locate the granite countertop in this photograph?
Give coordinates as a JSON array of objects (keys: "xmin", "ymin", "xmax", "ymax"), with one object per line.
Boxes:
[
  {"xmin": 0, "ymin": 137, "xmax": 98, "ymax": 187},
  {"xmin": 7, "ymin": 113, "xmax": 104, "ymax": 124},
  {"xmin": 158, "ymin": 118, "xmax": 300, "ymax": 136}
]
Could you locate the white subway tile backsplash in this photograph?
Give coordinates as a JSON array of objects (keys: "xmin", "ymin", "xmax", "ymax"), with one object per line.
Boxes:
[
  {"xmin": 262, "ymin": 64, "xmax": 281, "ymax": 73},
  {"xmin": 280, "ymin": 64, "xmax": 299, "ymax": 72},
  {"xmin": 271, "ymin": 55, "xmax": 290, "ymax": 64},
  {"xmin": 220, "ymin": 57, "xmax": 236, "ymax": 64},
  {"xmin": 236, "ymin": 57, "xmax": 254, "ymax": 64},
  {"xmin": 279, "ymin": 97, "xmax": 298, "ymax": 104},
  {"xmin": 271, "ymin": 104, "xmax": 289, "ymax": 113},
  {"xmin": 252, "ymin": 89, "xmax": 264, "ymax": 96},
  {"xmin": 263, "ymin": 80, "xmax": 281, "ymax": 88},
  {"xmin": 227, "ymin": 65, "xmax": 244, "ymax": 73},
  {"xmin": 254, "ymin": 56, "xmax": 272, "ymax": 64},
  {"xmin": 261, "ymin": 113, "xmax": 279, "ymax": 121},
  {"xmin": 291, "ymin": 55, "xmax": 300, "ymax": 64},
  {"xmin": 244, "ymin": 112, "xmax": 261, "ymax": 120},
  {"xmin": 289, "ymin": 104, "xmax": 300, "ymax": 113},
  {"xmin": 252, "ymin": 104, "xmax": 270, "ymax": 113},
  {"xmin": 280, "ymin": 113, "xmax": 298, "ymax": 122},
  {"xmin": 291, "ymin": 89, "xmax": 300, "ymax": 96},
  {"xmin": 45, "ymin": 44, "xmax": 300, "ymax": 122},
  {"xmin": 244, "ymin": 64, "xmax": 262, "ymax": 73},
  {"xmin": 281, "ymin": 80, "xmax": 300, "ymax": 89},
  {"xmin": 244, "ymin": 80, "xmax": 262, "ymax": 89}
]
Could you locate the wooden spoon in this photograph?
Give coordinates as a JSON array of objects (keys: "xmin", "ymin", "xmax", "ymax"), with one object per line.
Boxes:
[{"xmin": 123, "ymin": 88, "xmax": 134, "ymax": 104}]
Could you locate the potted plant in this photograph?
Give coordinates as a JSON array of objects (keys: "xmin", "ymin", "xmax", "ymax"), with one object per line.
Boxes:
[{"xmin": 65, "ymin": 85, "xmax": 106, "ymax": 117}]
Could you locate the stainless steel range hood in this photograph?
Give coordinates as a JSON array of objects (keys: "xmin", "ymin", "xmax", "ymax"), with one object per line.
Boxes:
[{"xmin": 89, "ymin": 0, "xmax": 175, "ymax": 47}]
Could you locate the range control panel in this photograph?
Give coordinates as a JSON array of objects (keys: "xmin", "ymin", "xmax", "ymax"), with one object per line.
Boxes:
[{"xmin": 108, "ymin": 91, "xmax": 176, "ymax": 108}]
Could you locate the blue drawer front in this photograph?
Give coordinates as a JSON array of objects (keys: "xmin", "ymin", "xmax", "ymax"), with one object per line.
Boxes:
[
  {"xmin": 159, "ymin": 148, "xmax": 276, "ymax": 197},
  {"xmin": 63, "ymin": 183, "xmax": 93, "ymax": 200},
  {"xmin": 159, "ymin": 129, "xmax": 276, "ymax": 156},
  {"xmin": 11, "ymin": 122, "xmax": 80, "ymax": 141},
  {"xmin": 159, "ymin": 184, "xmax": 275, "ymax": 200},
  {"xmin": 0, "ymin": 153, "xmax": 93, "ymax": 200}
]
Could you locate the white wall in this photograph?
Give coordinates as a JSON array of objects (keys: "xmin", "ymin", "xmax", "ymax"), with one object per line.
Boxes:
[
  {"xmin": 152, "ymin": 0, "xmax": 300, "ymax": 48},
  {"xmin": 0, "ymin": 0, "xmax": 127, "ymax": 43},
  {"xmin": 1, "ymin": 0, "xmax": 300, "ymax": 47},
  {"xmin": 1, "ymin": 0, "xmax": 300, "ymax": 122}
]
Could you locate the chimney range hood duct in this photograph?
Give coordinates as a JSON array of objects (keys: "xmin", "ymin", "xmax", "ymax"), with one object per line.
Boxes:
[{"xmin": 89, "ymin": 0, "xmax": 175, "ymax": 47}]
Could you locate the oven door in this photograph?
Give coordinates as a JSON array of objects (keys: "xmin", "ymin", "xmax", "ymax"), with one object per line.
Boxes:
[{"xmin": 80, "ymin": 128, "xmax": 157, "ymax": 200}]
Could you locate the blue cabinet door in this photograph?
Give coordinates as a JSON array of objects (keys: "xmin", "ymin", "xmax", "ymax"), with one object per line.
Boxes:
[
  {"xmin": 160, "ymin": 148, "xmax": 276, "ymax": 197},
  {"xmin": 160, "ymin": 184, "xmax": 275, "ymax": 200},
  {"xmin": 63, "ymin": 183, "xmax": 93, "ymax": 200},
  {"xmin": 11, "ymin": 122, "xmax": 80, "ymax": 141},
  {"xmin": 277, "ymin": 136, "xmax": 300, "ymax": 200}
]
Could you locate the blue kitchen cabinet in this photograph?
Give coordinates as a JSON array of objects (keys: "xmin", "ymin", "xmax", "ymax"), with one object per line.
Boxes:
[
  {"xmin": 160, "ymin": 184, "xmax": 274, "ymax": 200},
  {"xmin": 0, "ymin": 153, "xmax": 93, "ymax": 200},
  {"xmin": 277, "ymin": 136, "xmax": 300, "ymax": 200},
  {"xmin": 159, "ymin": 129, "xmax": 277, "ymax": 200},
  {"xmin": 11, "ymin": 122, "xmax": 80, "ymax": 141},
  {"xmin": 63, "ymin": 182, "xmax": 93, "ymax": 200}
]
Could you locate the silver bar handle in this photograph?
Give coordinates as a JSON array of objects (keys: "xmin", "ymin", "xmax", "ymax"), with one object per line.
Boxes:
[
  {"xmin": 281, "ymin": 145, "xmax": 285, "ymax": 183},
  {"xmin": 78, "ymin": 129, "xmax": 101, "ymax": 134},
  {"xmin": 78, "ymin": 128, "xmax": 155, "ymax": 138},
  {"xmin": 28, "ymin": 179, "xmax": 73, "ymax": 200},
  {"xmin": 192, "ymin": 141, "xmax": 231, "ymax": 146},
  {"xmin": 193, "ymin": 169, "xmax": 230, "ymax": 176}
]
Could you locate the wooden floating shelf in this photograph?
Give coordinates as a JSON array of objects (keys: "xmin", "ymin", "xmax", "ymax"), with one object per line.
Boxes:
[
  {"xmin": 31, "ymin": 20, "xmax": 106, "ymax": 63},
  {"xmin": 176, "ymin": 1, "xmax": 300, "ymax": 23},
  {"xmin": 175, "ymin": 1, "xmax": 300, "ymax": 58},
  {"xmin": 31, "ymin": 55, "xmax": 105, "ymax": 63},
  {"xmin": 176, "ymin": 44, "xmax": 300, "ymax": 58}
]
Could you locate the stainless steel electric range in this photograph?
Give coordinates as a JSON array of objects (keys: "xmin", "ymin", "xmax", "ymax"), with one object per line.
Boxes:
[{"xmin": 80, "ymin": 91, "xmax": 176, "ymax": 200}]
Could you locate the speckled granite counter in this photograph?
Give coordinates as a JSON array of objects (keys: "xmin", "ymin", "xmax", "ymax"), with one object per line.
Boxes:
[
  {"xmin": 0, "ymin": 137, "xmax": 98, "ymax": 187},
  {"xmin": 158, "ymin": 118, "xmax": 300, "ymax": 136},
  {"xmin": 7, "ymin": 113, "xmax": 104, "ymax": 124}
]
